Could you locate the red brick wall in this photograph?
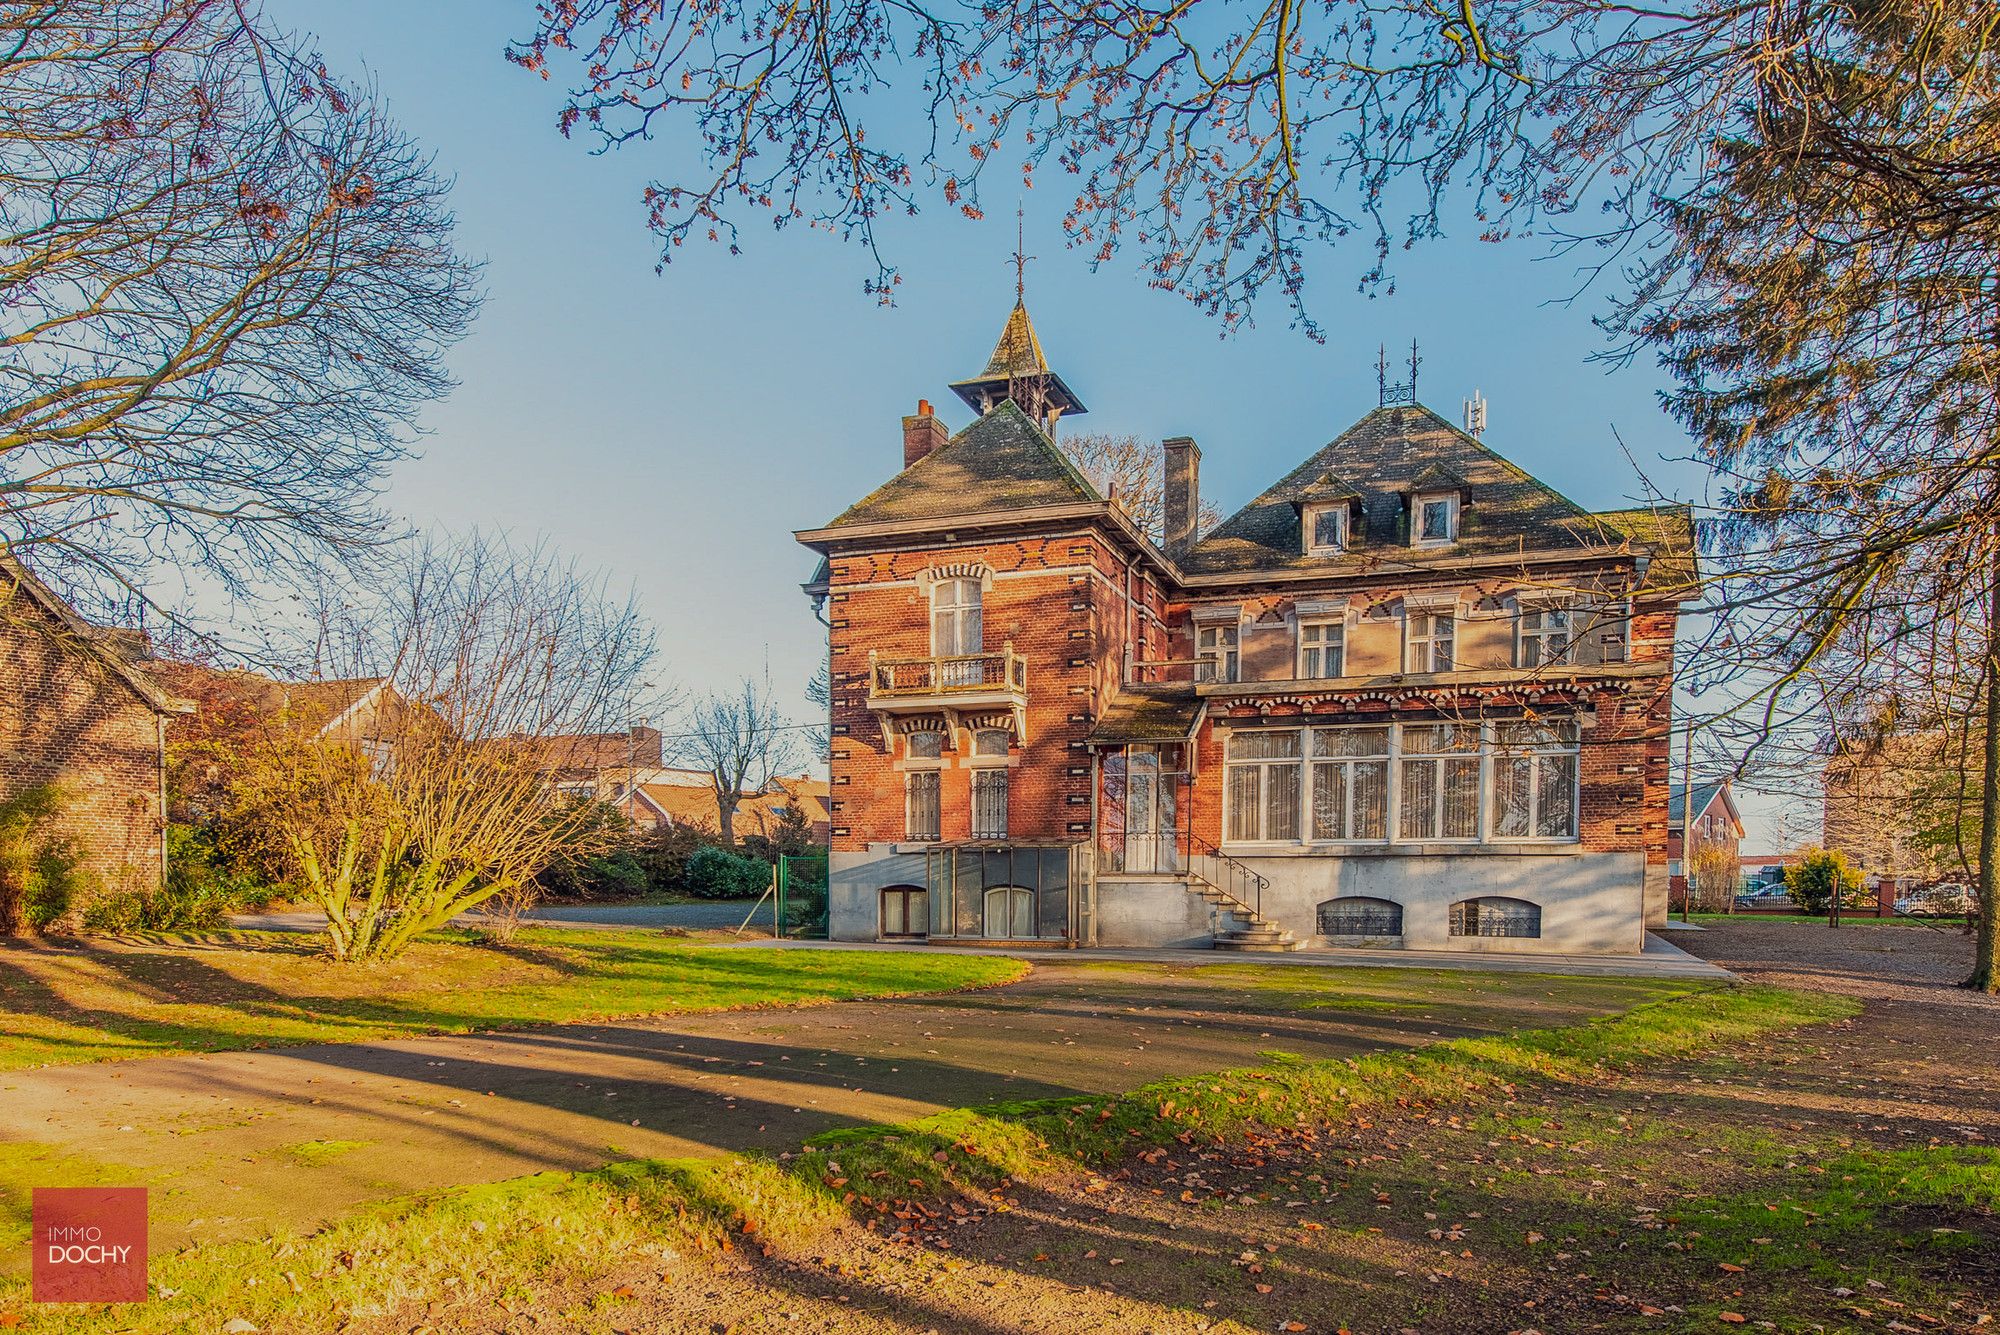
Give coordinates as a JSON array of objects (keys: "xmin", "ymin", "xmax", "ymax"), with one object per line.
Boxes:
[
  {"xmin": 0, "ymin": 598, "xmax": 166, "ymax": 907},
  {"xmin": 825, "ymin": 534, "xmax": 1132, "ymax": 850}
]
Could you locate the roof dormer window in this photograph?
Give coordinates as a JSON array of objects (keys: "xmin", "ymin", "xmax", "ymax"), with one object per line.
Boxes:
[
  {"xmin": 1414, "ymin": 493, "xmax": 1459, "ymax": 547},
  {"xmin": 1304, "ymin": 503, "xmax": 1348, "ymax": 555}
]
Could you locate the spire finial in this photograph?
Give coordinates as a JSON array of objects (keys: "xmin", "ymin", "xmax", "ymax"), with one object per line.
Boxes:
[
  {"xmin": 1377, "ymin": 338, "xmax": 1420, "ymax": 406},
  {"xmin": 1011, "ymin": 203, "xmax": 1033, "ymax": 303}
]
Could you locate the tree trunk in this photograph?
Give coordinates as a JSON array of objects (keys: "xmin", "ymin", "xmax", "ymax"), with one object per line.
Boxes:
[
  {"xmin": 1971, "ymin": 527, "xmax": 2000, "ymax": 991},
  {"xmin": 716, "ymin": 788, "xmax": 737, "ymax": 848}
]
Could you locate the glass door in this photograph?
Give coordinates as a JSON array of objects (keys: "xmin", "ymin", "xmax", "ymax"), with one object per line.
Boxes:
[{"xmin": 1122, "ymin": 745, "xmax": 1181, "ymax": 873}]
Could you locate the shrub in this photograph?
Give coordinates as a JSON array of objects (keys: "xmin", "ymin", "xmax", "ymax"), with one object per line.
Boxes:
[
  {"xmin": 540, "ymin": 848, "xmax": 649, "ymax": 900},
  {"xmin": 683, "ymin": 845, "xmax": 772, "ymax": 900},
  {"xmin": 0, "ymin": 785, "xmax": 88, "ymax": 934},
  {"xmin": 1784, "ymin": 846, "xmax": 1864, "ymax": 914},
  {"xmin": 82, "ymin": 823, "xmax": 279, "ymax": 932},
  {"xmin": 632, "ymin": 823, "xmax": 725, "ymax": 893}
]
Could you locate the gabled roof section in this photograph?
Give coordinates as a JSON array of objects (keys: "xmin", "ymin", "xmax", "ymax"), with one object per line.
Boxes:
[
  {"xmin": 0, "ymin": 554, "xmax": 190, "ymax": 714},
  {"xmin": 1670, "ymin": 779, "xmax": 1744, "ymax": 836},
  {"xmin": 1183, "ymin": 403, "xmax": 1678, "ymax": 580},
  {"xmin": 822, "ymin": 399, "xmax": 1104, "ymax": 529},
  {"xmin": 1291, "ymin": 472, "xmax": 1365, "ymax": 510},
  {"xmin": 1590, "ymin": 504, "xmax": 1699, "ymax": 596}
]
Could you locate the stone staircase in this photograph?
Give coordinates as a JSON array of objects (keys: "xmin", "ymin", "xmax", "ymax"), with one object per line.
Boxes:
[{"xmin": 1184, "ymin": 865, "xmax": 1299, "ymax": 953}]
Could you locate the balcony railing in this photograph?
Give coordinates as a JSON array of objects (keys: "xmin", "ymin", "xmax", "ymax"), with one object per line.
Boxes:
[{"xmin": 869, "ymin": 645, "xmax": 1027, "ymax": 700}]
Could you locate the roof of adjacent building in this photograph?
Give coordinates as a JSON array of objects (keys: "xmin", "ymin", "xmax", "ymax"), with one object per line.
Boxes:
[
  {"xmin": 1669, "ymin": 780, "xmax": 1744, "ymax": 833},
  {"xmin": 823, "ymin": 399, "xmax": 1104, "ymax": 529},
  {"xmin": 1181, "ymin": 403, "xmax": 1695, "ymax": 592},
  {"xmin": 1087, "ymin": 686, "xmax": 1206, "ymax": 744}
]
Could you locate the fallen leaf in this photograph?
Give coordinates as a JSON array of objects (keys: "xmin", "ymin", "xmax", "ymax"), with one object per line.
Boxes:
[{"xmin": 1719, "ymin": 1315, "xmax": 1746, "ymax": 1325}]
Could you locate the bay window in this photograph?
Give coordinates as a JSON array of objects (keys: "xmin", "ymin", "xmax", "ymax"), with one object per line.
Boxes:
[
  {"xmin": 1398, "ymin": 723, "xmax": 1481, "ymax": 841},
  {"xmin": 1224, "ymin": 730, "xmax": 1301, "ymax": 841},
  {"xmin": 1309, "ymin": 726, "xmax": 1389, "ymax": 841},
  {"xmin": 1489, "ymin": 720, "xmax": 1579, "ymax": 839},
  {"xmin": 1224, "ymin": 718, "xmax": 1582, "ymax": 847}
]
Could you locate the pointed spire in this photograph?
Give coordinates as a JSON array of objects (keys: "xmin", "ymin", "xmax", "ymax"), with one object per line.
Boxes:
[{"xmin": 949, "ymin": 240, "xmax": 1087, "ymax": 430}]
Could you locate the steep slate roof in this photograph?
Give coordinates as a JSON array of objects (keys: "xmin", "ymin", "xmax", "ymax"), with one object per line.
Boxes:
[
  {"xmin": 1182, "ymin": 403, "xmax": 1689, "ymax": 586},
  {"xmin": 824, "ymin": 399, "xmax": 1104, "ymax": 529},
  {"xmin": 1591, "ymin": 504, "xmax": 1700, "ymax": 595},
  {"xmin": 1669, "ymin": 780, "xmax": 1743, "ymax": 833}
]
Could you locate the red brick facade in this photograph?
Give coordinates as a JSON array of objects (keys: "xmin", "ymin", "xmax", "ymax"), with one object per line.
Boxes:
[{"xmin": 0, "ymin": 568, "xmax": 185, "ymax": 908}]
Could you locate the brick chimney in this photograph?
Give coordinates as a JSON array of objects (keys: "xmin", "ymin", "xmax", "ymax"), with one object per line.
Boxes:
[
  {"xmin": 903, "ymin": 399, "xmax": 948, "ymax": 469},
  {"xmin": 1163, "ymin": 436, "xmax": 1201, "ymax": 553}
]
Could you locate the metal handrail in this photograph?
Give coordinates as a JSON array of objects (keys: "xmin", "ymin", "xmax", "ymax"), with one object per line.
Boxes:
[{"xmin": 1184, "ymin": 830, "xmax": 1269, "ymax": 922}]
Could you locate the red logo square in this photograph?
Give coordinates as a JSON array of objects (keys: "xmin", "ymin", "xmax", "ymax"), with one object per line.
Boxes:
[{"xmin": 31, "ymin": 1188, "xmax": 147, "ymax": 1303}]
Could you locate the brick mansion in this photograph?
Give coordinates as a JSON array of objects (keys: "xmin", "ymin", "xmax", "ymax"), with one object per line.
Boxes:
[{"xmin": 797, "ymin": 301, "xmax": 1694, "ymax": 955}]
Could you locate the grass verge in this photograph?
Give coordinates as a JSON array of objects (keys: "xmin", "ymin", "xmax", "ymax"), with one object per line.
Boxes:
[
  {"xmin": 0, "ymin": 931, "xmax": 1027, "ymax": 1071},
  {"xmin": 0, "ymin": 983, "xmax": 1858, "ymax": 1333}
]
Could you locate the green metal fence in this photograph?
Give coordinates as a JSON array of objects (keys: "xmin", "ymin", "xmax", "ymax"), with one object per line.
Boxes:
[{"xmin": 775, "ymin": 853, "xmax": 830, "ymax": 939}]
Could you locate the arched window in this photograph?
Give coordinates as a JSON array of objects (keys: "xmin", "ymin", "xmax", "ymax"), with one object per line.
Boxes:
[
  {"xmin": 983, "ymin": 885, "xmax": 1035, "ymax": 939},
  {"xmin": 881, "ymin": 886, "xmax": 929, "ymax": 938},
  {"xmin": 1316, "ymin": 897, "xmax": 1403, "ymax": 937},
  {"xmin": 931, "ymin": 577, "xmax": 983, "ymax": 658},
  {"xmin": 1448, "ymin": 897, "xmax": 1542, "ymax": 939}
]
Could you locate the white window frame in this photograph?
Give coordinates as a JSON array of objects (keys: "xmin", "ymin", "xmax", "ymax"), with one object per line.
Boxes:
[
  {"xmin": 1396, "ymin": 722, "xmax": 1483, "ymax": 843},
  {"xmin": 1404, "ymin": 610, "xmax": 1455, "ymax": 674},
  {"xmin": 1196, "ymin": 622, "xmax": 1241, "ymax": 683},
  {"xmin": 1304, "ymin": 503, "xmax": 1348, "ymax": 555},
  {"xmin": 1222, "ymin": 719, "xmax": 1582, "ymax": 850},
  {"xmin": 1223, "ymin": 731, "xmax": 1302, "ymax": 843},
  {"xmin": 1307, "ymin": 725, "xmax": 1390, "ymax": 842},
  {"xmin": 1413, "ymin": 492, "xmax": 1459, "ymax": 547},
  {"xmin": 930, "ymin": 576, "xmax": 983, "ymax": 658},
  {"xmin": 1297, "ymin": 618, "xmax": 1345, "ymax": 679},
  {"xmin": 1517, "ymin": 604, "xmax": 1574, "ymax": 669}
]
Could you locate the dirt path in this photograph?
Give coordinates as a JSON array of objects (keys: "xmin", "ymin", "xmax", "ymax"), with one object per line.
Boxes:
[
  {"xmin": 448, "ymin": 922, "xmax": 1999, "ymax": 1335},
  {"xmin": 0, "ymin": 957, "xmax": 1670, "ymax": 1261}
]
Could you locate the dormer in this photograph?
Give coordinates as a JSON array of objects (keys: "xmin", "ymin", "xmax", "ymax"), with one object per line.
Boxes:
[
  {"xmin": 1403, "ymin": 462, "xmax": 1470, "ymax": 548},
  {"xmin": 1291, "ymin": 473, "xmax": 1365, "ymax": 557}
]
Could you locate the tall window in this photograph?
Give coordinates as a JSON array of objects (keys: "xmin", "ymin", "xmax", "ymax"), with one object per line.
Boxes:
[
  {"xmin": 1518, "ymin": 606, "xmax": 1573, "ymax": 668},
  {"xmin": 1225, "ymin": 731, "xmax": 1301, "ymax": 841},
  {"xmin": 930, "ymin": 577, "xmax": 983, "ymax": 657},
  {"xmin": 1449, "ymin": 897, "xmax": 1542, "ymax": 938},
  {"xmin": 972, "ymin": 769, "xmax": 1009, "ymax": 839},
  {"xmin": 1298, "ymin": 620, "xmax": 1345, "ymax": 679},
  {"xmin": 1489, "ymin": 720, "xmax": 1579, "ymax": 839},
  {"xmin": 1405, "ymin": 611, "xmax": 1455, "ymax": 673},
  {"xmin": 1399, "ymin": 723, "xmax": 1481, "ymax": 841},
  {"xmin": 1197, "ymin": 623, "xmax": 1240, "ymax": 683},
  {"xmin": 1414, "ymin": 493, "xmax": 1459, "ymax": 546},
  {"xmin": 1306, "ymin": 505, "xmax": 1348, "ymax": 554},
  {"xmin": 905, "ymin": 771, "xmax": 941, "ymax": 841},
  {"xmin": 1310, "ymin": 726, "xmax": 1389, "ymax": 840}
]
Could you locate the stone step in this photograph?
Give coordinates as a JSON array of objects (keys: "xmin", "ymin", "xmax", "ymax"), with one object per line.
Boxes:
[{"xmin": 1212, "ymin": 937, "xmax": 1300, "ymax": 953}]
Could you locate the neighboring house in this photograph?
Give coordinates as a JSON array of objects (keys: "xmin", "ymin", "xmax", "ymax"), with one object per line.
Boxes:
[
  {"xmin": 1667, "ymin": 780, "xmax": 1746, "ymax": 904},
  {"xmin": 621, "ymin": 770, "xmax": 832, "ymax": 844},
  {"xmin": 797, "ymin": 300, "xmax": 1695, "ymax": 955},
  {"xmin": 0, "ymin": 556, "xmax": 191, "ymax": 902},
  {"xmin": 145, "ymin": 662, "xmax": 414, "ymax": 811},
  {"xmin": 521, "ymin": 725, "xmax": 667, "ymax": 802},
  {"xmin": 1821, "ymin": 732, "xmax": 1949, "ymax": 882}
]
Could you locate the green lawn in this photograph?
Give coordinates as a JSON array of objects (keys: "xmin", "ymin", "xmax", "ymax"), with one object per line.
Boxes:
[
  {"xmin": 0, "ymin": 930, "xmax": 1024, "ymax": 1070},
  {"xmin": 0, "ymin": 983, "xmax": 1859, "ymax": 1334}
]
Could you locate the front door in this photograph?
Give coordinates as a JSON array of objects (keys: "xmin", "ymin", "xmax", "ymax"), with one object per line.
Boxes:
[{"xmin": 1122, "ymin": 746, "xmax": 1180, "ymax": 873}]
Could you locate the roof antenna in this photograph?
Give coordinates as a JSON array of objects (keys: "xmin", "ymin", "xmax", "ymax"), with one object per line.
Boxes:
[{"xmin": 1463, "ymin": 388, "xmax": 1488, "ymax": 437}]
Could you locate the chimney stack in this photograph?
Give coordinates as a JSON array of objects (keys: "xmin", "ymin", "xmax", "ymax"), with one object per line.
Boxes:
[
  {"xmin": 902, "ymin": 399, "xmax": 948, "ymax": 469},
  {"xmin": 1163, "ymin": 436, "xmax": 1201, "ymax": 553}
]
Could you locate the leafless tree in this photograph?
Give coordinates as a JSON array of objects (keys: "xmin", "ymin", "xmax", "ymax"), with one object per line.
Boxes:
[
  {"xmin": 678, "ymin": 677, "xmax": 799, "ymax": 847},
  {"xmin": 1, "ymin": 1, "xmax": 479, "ymax": 612},
  {"xmin": 1060, "ymin": 433, "xmax": 1222, "ymax": 544},
  {"xmin": 229, "ymin": 534, "xmax": 656, "ymax": 962},
  {"xmin": 505, "ymin": 0, "xmax": 1985, "ymax": 334}
]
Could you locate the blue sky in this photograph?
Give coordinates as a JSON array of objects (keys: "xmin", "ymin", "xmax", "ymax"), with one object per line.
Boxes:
[{"xmin": 263, "ymin": 0, "xmax": 1797, "ymax": 847}]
